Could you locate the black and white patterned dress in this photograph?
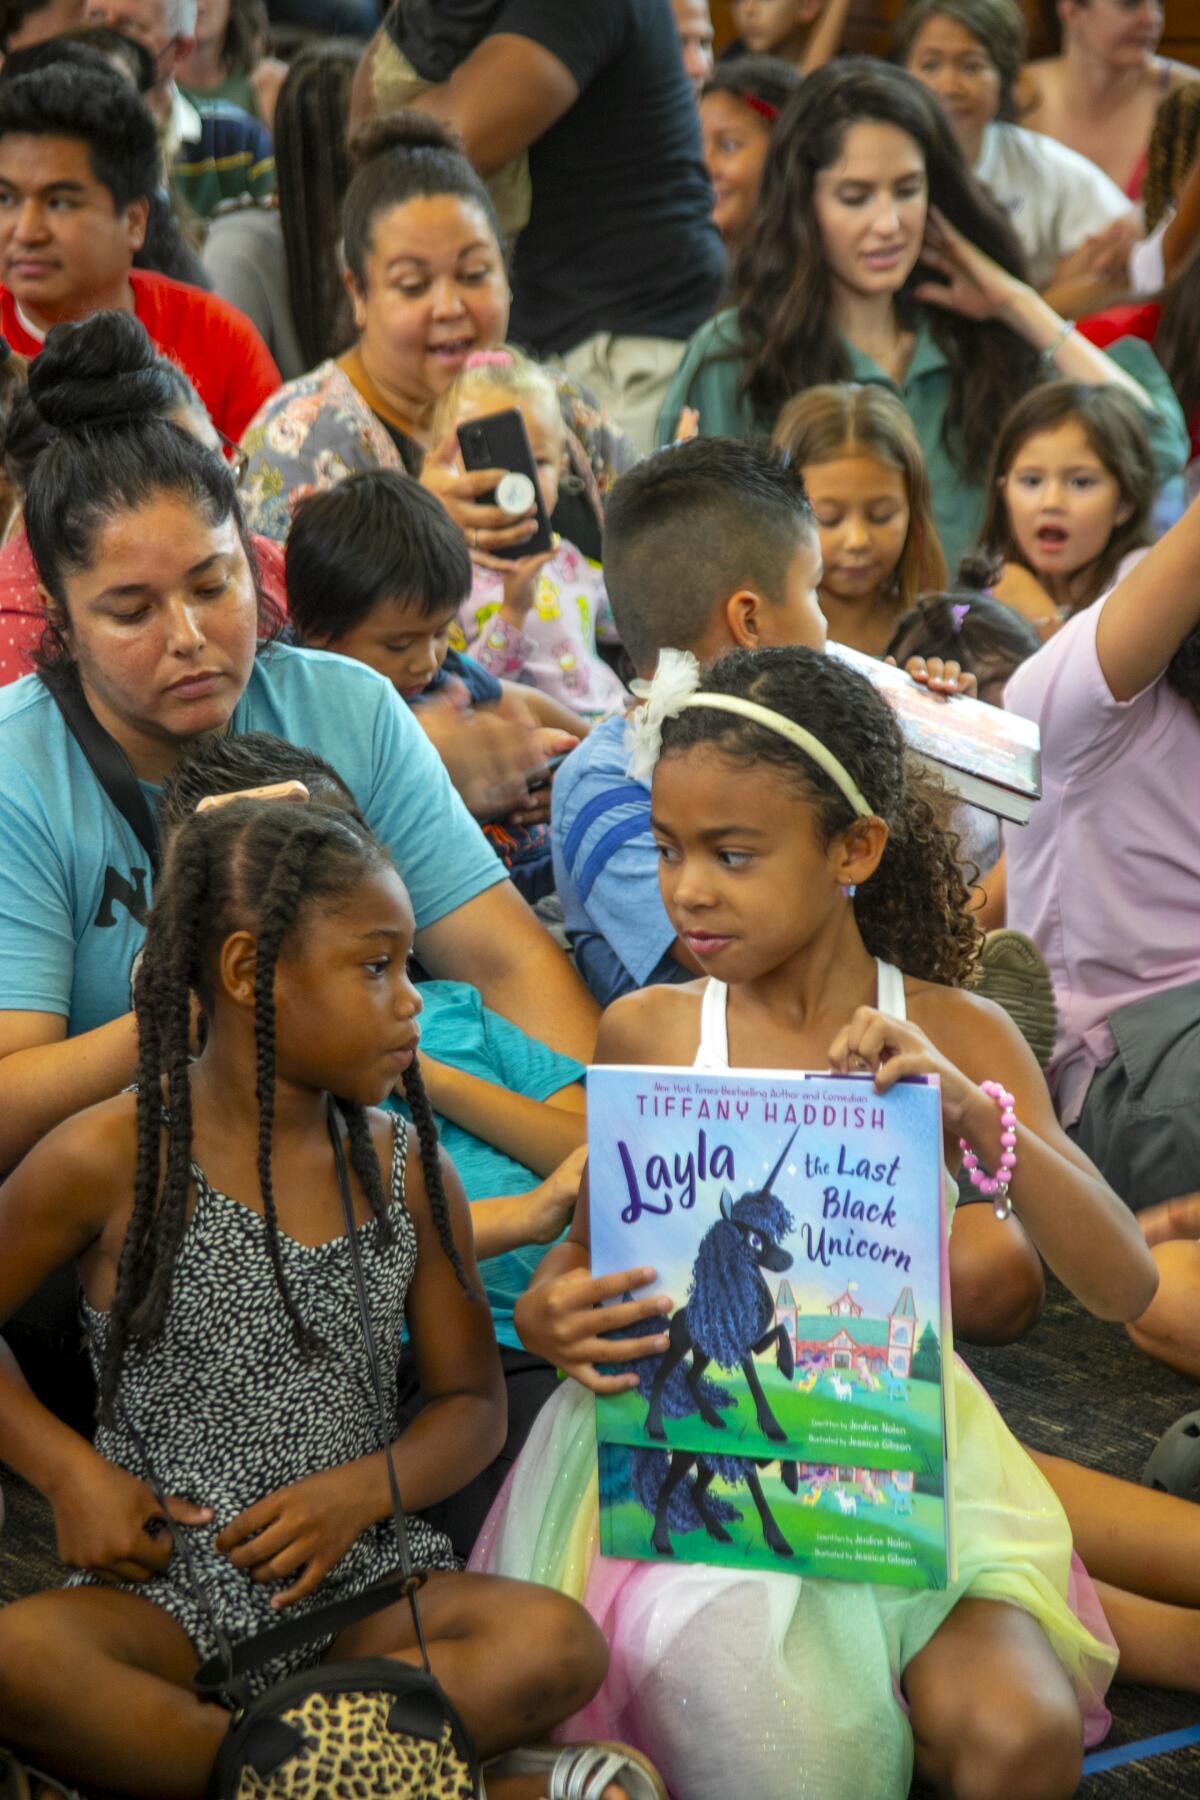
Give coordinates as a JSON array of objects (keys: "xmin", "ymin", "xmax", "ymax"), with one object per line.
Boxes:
[{"xmin": 72, "ymin": 1115, "xmax": 458, "ymax": 1692}]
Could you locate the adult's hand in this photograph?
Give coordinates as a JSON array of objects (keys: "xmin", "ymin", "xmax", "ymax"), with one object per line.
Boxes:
[
  {"xmin": 421, "ymin": 430, "xmax": 540, "ymax": 558},
  {"xmin": 913, "ymin": 207, "xmax": 1027, "ymax": 322},
  {"xmin": 414, "ymin": 689, "xmax": 567, "ymax": 819}
]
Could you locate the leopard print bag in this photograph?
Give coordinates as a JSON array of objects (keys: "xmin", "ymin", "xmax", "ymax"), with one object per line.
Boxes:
[{"xmin": 201, "ymin": 1635, "xmax": 478, "ymax": 1800}]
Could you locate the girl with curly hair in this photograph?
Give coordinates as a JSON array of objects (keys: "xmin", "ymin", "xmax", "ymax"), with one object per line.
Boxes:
[
  {"xmin": 657, "ymin": 58, "xmax": 1186, "ymax": 574},
  {"xmin": 467, "ymin": 642, "xmax": 1182, "ymax": 1800}
]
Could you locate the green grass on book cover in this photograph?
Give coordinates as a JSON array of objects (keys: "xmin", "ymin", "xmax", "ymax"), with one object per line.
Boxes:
[{"xmin": 599, "ymin": 1444, "xmax": 948, "ymax": 1588}]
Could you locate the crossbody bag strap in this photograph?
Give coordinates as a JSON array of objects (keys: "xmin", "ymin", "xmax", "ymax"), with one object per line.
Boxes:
[
  {"xmin": 40, "ymin": 670, "xmax": 161, "ymax": 876},
  {"xmin": 326, "ymin": 1100, "xmax": 432, "ymax": 1672}
]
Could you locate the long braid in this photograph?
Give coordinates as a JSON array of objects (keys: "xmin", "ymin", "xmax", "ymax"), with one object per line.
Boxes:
[
  {"xmin": 1144, "ymin": 83, "xmax": 1200, "ymax": 231},
  {"xmin": 401, "ymin": 1053, "xmax": 481, "ymax": 1300},
  {"xmin": 98, "ymin": 835, "xmax": 212, "ymax": 1422},
  {"xmin": 252, "ymin": 823, "xmax": 335, "ymax": 1357},
  {"xmin": 342, "ymin": 1099, "xmax": 396, "ymax": 1246}
]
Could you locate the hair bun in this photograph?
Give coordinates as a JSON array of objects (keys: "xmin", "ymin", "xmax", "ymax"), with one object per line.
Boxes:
[
  {"xmin": 955, "ymin": 552, "xmax": 1000, "ymax": 594},
  {"xmin": 349, "ymin": 107, "xmax": 466, "ymax": 171},
  {"xmin": 26, "ymin": 311, "xmax": 171, "ymax": 433}
]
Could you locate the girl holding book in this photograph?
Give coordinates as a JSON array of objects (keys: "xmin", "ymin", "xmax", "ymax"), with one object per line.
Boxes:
[{"xmin": 468, "ymin": 641, "xmax": 1200, "ymax": 1799}]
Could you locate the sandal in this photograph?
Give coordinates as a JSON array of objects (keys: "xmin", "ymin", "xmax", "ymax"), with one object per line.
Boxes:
[
  {"xmin": 483, "ymin": 1739, "xmax": 668, "ymax": 1800},
  {"xmin": 970, "ymin": 929, "xmax": 1058, "ymax": 1072},
  {"xmin": 0, "ymin": 1750, "xmax": 84, "ymax": 1800}
]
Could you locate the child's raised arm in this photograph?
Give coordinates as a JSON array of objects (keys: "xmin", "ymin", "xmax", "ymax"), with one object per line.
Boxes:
[
  {"xmin": 829, "ymin": 991, "xmax": 1159, "ymax": 1323},
  {"xmin": 1094, "ymin": 488, "xmax": 1200, "ymax": 701}
]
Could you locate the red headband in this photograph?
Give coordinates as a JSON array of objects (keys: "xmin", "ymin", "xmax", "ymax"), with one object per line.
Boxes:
[{"xmin": 740, "ymin": 91, "xmax": 779, "ymax": 123}]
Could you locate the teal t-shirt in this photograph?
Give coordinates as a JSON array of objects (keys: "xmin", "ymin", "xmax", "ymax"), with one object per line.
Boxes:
[
  {"xmin": 0, "ymin": 643, "xmax": 505, "ymax": 1038},
  {"xmin": 387, "ymin": 980, "xmax": 584, "ymax": 1350},
  {"xmin": 657, "ymin": 309, "xmax": 1189, "ymax": 576}
]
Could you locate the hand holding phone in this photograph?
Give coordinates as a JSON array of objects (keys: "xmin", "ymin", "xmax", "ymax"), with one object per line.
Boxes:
[{"xmin": 456, "ymin": 408, "xmax": 554, "ymax": 560}]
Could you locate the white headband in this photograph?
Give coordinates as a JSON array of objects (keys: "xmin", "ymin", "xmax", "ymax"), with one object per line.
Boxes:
[{"xmin": 627, "ymin": 649, "xmax": 874, "ymax": 819}]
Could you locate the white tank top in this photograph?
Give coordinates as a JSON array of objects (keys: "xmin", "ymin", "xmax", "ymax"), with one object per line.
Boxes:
[{"xmin": 694, "ymin": 958, "xmax": 907, "ymax": 1071}]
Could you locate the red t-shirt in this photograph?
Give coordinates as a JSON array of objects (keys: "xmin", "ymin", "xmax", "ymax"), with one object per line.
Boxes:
[
  {"xmin": 0, "ymin": 270, "xmax": 281, "ymax": 441},
  {"xmin": 0, "ymin": 529, "xmax": 288, "ymax": 687}
]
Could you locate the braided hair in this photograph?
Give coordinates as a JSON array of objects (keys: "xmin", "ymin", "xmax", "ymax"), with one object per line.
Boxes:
[
  {"xmin": 97, "ymin": 798, "xmax": 475, "ymax": 1423},
  {"xmin": 1143, "ymin": 80, "xmax": 1200, "ymax": 232},
  {"xmin": 656, "ymin": 647, "xmax": 981, "ymax": 988}
]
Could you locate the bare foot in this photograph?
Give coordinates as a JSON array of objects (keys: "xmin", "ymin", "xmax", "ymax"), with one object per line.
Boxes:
[{"xmin": 1139, "ymin": 1193, "xmax": 1200, "ymax": 1247}]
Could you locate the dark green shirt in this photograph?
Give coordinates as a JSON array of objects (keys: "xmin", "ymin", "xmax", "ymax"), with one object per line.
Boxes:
[{"xmin": 657, "ymin": 308, "xmax": 1188, "ymax": 576}]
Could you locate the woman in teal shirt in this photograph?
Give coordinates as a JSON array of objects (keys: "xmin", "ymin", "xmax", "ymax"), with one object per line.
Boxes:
[{"xmin": 658, "ymin": 59, "xmax": 1187, "ymax": 576}]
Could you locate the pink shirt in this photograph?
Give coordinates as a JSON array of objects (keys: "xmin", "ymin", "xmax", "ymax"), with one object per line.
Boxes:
[
  {"xmin": 1003, "ymin": 598, "xmax": 1200, "ymax": 1124},
  {"xmin": 454, "ymin": 538, "xmax": 628, "ymax": 720}
]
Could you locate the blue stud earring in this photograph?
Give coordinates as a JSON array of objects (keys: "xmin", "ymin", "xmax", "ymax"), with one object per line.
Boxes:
[{"xmin": 841, "ymin": 883, "xmax": 857, "ymax": 899}]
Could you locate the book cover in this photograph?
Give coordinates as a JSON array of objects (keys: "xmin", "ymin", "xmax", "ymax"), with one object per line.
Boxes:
[
  {"xmin": 827, "ymin": 640, "xmax": 1041, "ymax": 825},
  {"xmin": 589, "ymin": 1066, "xmax": 952, "ymax": 1587},
  {"xmin": 598, "ymin": 1442, "xmax": 948, "ymax": 1588},
  {"xmin": 590, "ymin": 1066, "xmax": 949, "ymax": 1475}
]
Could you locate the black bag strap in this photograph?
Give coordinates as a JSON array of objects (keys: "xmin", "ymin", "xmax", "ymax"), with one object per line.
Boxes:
[
  {"xmin": 125, "ymin": 1102, "xmax": 432, "ymax": 1710},
  {"xmin": 41, "ymin": 670, "xmax": 161, "ymax": 876},
  {"xmin": 324, "ymin": 1101, "xmax": 432, "ymax": 1670}
]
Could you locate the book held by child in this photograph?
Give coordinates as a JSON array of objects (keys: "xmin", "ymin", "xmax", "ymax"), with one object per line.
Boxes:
[
  {"xmin": 589, "ymin": 1065, "xmax": 954, "ymax": 1587},
  {"xmin": 827, "ymin": 640, "xmax": 1042, "ymax": 824}
]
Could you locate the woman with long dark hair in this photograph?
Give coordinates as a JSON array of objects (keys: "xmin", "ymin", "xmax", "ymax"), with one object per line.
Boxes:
[{"xmin": 657, "ymin": 58, "xmax": 1186, "ymax": 572}]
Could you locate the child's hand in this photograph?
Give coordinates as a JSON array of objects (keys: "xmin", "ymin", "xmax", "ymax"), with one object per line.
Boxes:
[
  {"xmin": 892, "ymin": 654, "xmax": 978, "ymax": 699},
  {"xmin": 217, "ymin": 1463, "xmax": 374, "ymax": 1610},
  {"xmin": 50, "ymin": 1453, "xmax": 212, "ymax": 1582},
  {"xmin": 828, "ymin": 1006, "xmax": 996, "ymax": 1147},
  {"xmin": 521, "ymin": 1145, "xmax": 588, "ymax": 1245},
  {"xmin": 674, "ymin": 406, "xmax": 699, "ymax": 442},
  {"xmin": 473, "ymin": 545, "xmax": 557, "ymax": 624},
  {"xmin": 514, "ymin": 1265, "xmax": 674, "ymax": 1393},
  {"xmin": 195, "ymin": 781, "xmax": 310, "ymax": 813}
]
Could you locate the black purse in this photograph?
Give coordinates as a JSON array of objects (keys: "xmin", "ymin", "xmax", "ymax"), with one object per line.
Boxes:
[{"xmin": 129, "ymin": 1103, "xmax": 480, "ymax": 1800}]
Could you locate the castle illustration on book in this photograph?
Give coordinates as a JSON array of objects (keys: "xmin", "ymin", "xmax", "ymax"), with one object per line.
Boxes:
[{"xmin": 590, "ymin": 1064, "xmax": 953, "ymax": 1585}]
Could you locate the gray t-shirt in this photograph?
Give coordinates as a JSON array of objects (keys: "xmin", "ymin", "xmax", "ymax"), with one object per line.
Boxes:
[{"xmin": 202, "ymin": 205, "xmax": 306, "ymax": 382}]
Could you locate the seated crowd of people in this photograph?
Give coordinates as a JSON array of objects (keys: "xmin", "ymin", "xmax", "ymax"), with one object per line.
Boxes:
[{"xmin": 0, "ymin": 0, "xmax": 1197, "ymax": 1795}]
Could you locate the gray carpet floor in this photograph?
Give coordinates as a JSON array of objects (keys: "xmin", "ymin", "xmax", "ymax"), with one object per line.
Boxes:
[{"xmin": 2, "ymin": 1282, "xmax": 1198, "ymax": 1796}]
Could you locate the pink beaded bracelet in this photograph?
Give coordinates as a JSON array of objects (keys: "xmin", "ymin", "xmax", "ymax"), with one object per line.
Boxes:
[{"xmin": 959, "ymin": 1081, "xmax": 1017, "ymax": 1221}]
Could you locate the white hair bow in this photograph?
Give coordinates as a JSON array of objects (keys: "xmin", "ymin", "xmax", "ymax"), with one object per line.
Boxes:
[{"xmin": 626, "ymin": 648, "xmax": 703, "ymax": 784}]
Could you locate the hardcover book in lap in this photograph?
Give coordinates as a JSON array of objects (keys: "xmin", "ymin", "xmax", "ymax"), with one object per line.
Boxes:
[{"xmin": 589, "ymin": 1065, "xmax": 954, "ymax": 1588}]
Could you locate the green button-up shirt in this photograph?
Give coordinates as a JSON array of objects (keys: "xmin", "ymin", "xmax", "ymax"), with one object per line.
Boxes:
[{"xmin": 657, "ymin": 308, "xmax": 1188, "ymax": 577}]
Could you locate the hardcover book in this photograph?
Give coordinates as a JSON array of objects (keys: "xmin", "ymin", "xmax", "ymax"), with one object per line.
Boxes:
[
  {"xmin": 827, "ymin": 640, "xmax": 1041, "ymax": 825},
  {"xmin": 589, "ymin": 1065, "xmax": 953, "ymax": 1587}
]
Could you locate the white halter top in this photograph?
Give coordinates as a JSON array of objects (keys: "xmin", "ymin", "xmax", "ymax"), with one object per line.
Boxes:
[{"xmin": 694, "ymin": 958, "xmax": 907, "ymax": 1071}]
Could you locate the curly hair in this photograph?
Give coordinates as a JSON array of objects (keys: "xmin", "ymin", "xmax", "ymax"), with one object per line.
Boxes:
[
  {"xmin": 97, "ymin": 799, "xmax": 477, "ymax": 1424},
  {"xmin": 728, "ymin": 59, "xmax": 1038, "ymax": 477},
  {"xmin": 656, "ymin": 646, "xmax": 980, "ymax": 987}
]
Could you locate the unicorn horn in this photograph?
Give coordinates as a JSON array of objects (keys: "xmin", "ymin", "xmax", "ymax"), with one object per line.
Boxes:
[{"xmin": 761, "ymin": 1126, "xmax": 799, "ymax": 1195}]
